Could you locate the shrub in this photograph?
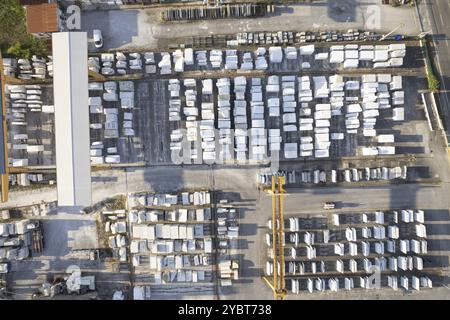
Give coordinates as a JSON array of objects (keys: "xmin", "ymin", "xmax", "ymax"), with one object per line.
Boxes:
[{"xmin": 427, "ymin": 69, "xmax": 440, "ymax": 92}]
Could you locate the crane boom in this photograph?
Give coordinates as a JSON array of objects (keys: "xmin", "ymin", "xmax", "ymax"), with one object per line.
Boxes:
[
  {"xmin": 277, "ymin": 176, "xmax": 286, "ymax": 294},
  {"xmin": 262, "ymin": 174, "xmax": 287, "ymax": 300},
  {"xmin": 271, "ymin": 175, "xmax": 278, "ymax": 295}
]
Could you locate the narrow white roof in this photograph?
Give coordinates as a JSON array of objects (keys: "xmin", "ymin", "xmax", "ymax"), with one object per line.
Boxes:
[{"xmin": 52, "ymin": 32, "xmax": 91, "ymax": 207}]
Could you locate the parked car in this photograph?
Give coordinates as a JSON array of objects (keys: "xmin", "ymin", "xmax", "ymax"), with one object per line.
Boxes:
[
  {"xmin": 93, "ymin": 29, "xmax": 103, "ymax": 49},
  {"xmin": 323, "ymin": 202, "xmax": 336, "ymax": 210}
]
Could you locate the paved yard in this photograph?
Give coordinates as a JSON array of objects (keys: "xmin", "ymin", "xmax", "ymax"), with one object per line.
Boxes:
[
  {"xmin": 6, "ymin": 211, "xmax": 101, "ymax": 299},
  {"xmin": 80, "ymin": 0, "xmax": 421, "ymax": 51}
]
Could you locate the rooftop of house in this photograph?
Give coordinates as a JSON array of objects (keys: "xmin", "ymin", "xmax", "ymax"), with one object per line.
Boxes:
[{"xmin": 25, "ymin": 3, "xmax": 59, "ymax": 34}]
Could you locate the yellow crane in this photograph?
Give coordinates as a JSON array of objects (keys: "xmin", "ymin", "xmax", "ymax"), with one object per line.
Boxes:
[{"xmin": 262, "ymin": 175, "xmax": 287, "ymax": 300}]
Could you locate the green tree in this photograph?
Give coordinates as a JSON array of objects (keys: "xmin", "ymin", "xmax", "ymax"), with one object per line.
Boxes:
[
  {"xmin": 427, "ymin": 68, "xmax": 440, "ymax": 93},
  {"xmin": 0, "ymin": 0, "xmax": 27, "ymax": 46},
  {"xmin": 0, "ymin": 0, "xmax": 47, "ymax": 58},
  {"xmin": 6, "ymin": 42, "xmax": 31, "ymax": 59}
]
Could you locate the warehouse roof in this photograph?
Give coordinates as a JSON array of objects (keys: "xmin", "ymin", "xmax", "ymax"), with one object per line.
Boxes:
[
  {"xmin": 52, "ymin": 32, "xmax": 91, "ymax": 207},
  {"xmin": 25, "ymin": 3, "xmax": 59, "ymax": 34}
]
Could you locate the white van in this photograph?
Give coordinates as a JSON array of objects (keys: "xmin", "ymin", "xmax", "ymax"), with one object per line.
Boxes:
[{"xmin": 93, "ymin": 29, "xmax": 103, "ymax": 48}]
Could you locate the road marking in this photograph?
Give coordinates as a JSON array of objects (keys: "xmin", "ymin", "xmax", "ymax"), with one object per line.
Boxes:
[{"xmin": 439, "ymin": 12, "xmax": 446, "ymax": 26}]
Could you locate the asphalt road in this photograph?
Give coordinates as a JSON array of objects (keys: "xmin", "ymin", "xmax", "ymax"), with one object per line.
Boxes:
[
  {"xmin": 418, "ymin": 0, "xmax": 450, "ymax": 133},
  {"xmin": 266, "ymin": 184, "xmax": 448, "ymax": 216}
]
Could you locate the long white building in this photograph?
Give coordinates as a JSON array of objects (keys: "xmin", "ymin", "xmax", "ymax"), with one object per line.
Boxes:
[{"xmin": 52, "ymin": 32, "xmax": 91, "ymax": 207}]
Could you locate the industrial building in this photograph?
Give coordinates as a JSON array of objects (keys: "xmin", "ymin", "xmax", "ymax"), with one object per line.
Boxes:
[{"xmin": 52, "ymin": 32, "xmax": 91, "ymax": 207}]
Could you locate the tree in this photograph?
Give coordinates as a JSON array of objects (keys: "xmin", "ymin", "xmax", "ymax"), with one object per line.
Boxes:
[
  {"xmin": 0, "ymin": 0, "xmax": 27, "ymax": 46},
  {"xmin": 6, "ymin": 42, "xmax": 31, "ymax": 59},
  {"xmin": 0, "ymin": 0, "xmax": 47, "ymax": 58},
  {"xmin": 427, "ymin": 68, "xmax": 440, "ymax": 93}
]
